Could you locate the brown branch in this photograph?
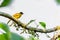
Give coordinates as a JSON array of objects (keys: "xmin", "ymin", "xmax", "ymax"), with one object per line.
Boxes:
[{"xmin": 0, "ymin": 12, "xmax": 57, "ymax": 33}]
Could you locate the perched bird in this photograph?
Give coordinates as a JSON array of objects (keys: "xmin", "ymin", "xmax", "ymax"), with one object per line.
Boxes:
[
  {"xmin": 7, "ymin": 12, "xmax": 23, "ymax": 26},
  {"xmin": 13, "ymin": 12, "xmax": 23, "ymax": 19}
]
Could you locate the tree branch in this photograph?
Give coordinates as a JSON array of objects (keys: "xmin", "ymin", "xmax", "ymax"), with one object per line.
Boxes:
[{"xmin": 0, "ymin": 12, "xmax": 57, "ymax": 33}]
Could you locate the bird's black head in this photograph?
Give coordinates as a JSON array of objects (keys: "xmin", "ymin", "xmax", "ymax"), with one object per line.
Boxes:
[{"xmin": 20, "ymin": 12, "xmax": 24, "ymax": 14}]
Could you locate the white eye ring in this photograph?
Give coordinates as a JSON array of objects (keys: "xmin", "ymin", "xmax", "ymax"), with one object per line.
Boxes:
[
  {"xmin": 0, "ymin": 28, "xmax": 6, "ymax": 34},
  {"xmin": 0, "ymin": 0, "xmax": 4, "ymax": 5}
]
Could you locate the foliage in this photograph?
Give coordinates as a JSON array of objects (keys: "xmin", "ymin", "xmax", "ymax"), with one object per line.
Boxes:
[
  {"xmin": 55, "ymin": 0, "xmax": 60, "ymax": 4},
  {"xmin": 10, "ymin": 32, "xmax": 25, "ymax": 40},
  {"xmin": 0, "ymin": 22, "xmax": 25, "ymax": 40},
  {"xmin": 26, "ymin": 19, "xmax": 35, "ymax": 26},
  {"xmin": 0, "ymin": 0, "xmax": 12, "ymax": 7},
  {"xmin": 0, "ymin": 22, "xmax": 10, "ymax": 40},
  {"xmin": 39, "ymin": 22, "xmax": 46, "ymax": 29},
  {"xmin": 57, "ymin": 37, "xmax": 60, "ymax": 40}
]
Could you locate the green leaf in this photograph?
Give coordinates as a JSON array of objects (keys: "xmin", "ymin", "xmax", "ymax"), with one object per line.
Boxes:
[
  {"xmin": 0, "ymin": 33, "xmax": 11, "ymax": 40},
  {"xmin": 0, "ymin": 34, "xmax": 7, "ymax": 40},
  {"xmin": 0, "ymin": 0, "xmax": 12, "ymax": 7},
  {"xmin": 39, "ymin": 22, "xmax": 46, "ymax": 29},
  {"xmin": 0, "ymin": 22, "xmax": 24, "ymax": 40},
  {"xmin": 57, "ymin": 37, "xmax": 60, "ymax": 40},
  {"xmin": 0, "ymin": 22, "xmax": 10, "ymax": 33},
  {"xmin": 55, "ymin": 0, "xmax": 60, "ymax": 4},
  {"xmin": 0, "ymin": 22, "xmax": 11, "ymax": 40},
  {"xmin": 0, "ymin": 32, "xmax": 25, "ymax": 40},
  {"xmin": 26, "ymin": 19, "xmax": 35, "ymax": 26},
  {"xmin": 10, "ymin": 32, "xmax": 25, "ymax": 40}
]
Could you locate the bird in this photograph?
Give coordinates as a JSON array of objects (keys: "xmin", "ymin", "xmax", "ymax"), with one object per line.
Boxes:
[{"xmin": 7, "ymin": 12, "xmax": 23, "ymax": 26}]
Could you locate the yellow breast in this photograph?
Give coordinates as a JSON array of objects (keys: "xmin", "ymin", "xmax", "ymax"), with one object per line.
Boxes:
[{"xmin": 13, "ymin": 12, "xmax": 23, "ymax": 19}]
